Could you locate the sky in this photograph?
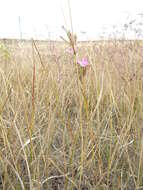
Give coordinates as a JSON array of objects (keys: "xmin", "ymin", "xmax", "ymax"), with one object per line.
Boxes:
[{"xmin": 0, "ymin": 0, "xmax": 143, "ymax": 40}]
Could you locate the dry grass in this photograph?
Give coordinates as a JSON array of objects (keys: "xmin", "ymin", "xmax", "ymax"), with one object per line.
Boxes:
[{"xmin": 0, "ymin": 39, "xmax": 143, "ymax": 189}]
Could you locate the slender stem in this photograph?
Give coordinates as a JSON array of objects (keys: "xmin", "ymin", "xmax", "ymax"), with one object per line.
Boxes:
[{"xmin": 67, "ymin": 0, "xmax": 73, "ymax": 34}]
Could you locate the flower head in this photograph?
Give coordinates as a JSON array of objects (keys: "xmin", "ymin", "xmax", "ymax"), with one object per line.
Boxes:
[
  {"xmin": 77, "ymin": 58, "xmax": 89, "ymax": 67},
  {"xmin": 65, "ymin": 47, "xmax": 74, "ymax": 54}
]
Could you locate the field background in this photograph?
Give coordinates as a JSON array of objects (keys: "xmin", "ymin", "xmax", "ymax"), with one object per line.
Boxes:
[{"xmin": 0, "ymin": 39, "xmax": 143, "ymax": 189}]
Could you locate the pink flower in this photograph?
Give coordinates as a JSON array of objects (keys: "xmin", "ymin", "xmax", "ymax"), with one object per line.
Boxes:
[
  {"xmin": 77, "ymin": 58, "xmax": 89, "ymax": 67},
  {"xmin": 65, "ymin": 47, "xmax": 74, "ymax": 54}
]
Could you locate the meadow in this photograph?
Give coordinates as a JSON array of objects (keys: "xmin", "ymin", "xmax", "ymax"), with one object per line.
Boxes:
[{"xmin": 0, "ymin": 37, "xmax": 143, "ymax": 189}]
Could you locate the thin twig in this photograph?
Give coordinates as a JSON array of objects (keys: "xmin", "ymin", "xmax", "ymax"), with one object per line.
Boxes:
[{"xmin": 32, "ymin": 39, "xmax": 45, "ymax": 68}]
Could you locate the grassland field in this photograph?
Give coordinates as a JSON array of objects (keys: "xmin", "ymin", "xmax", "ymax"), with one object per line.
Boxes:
[{"xmin": 0, "ymin": 38, "xmax": 143, "ymax": 189}]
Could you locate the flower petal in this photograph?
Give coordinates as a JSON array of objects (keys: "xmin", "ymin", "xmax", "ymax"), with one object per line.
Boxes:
[{"xmin": 77, "ymin": 58, "xmax": 89, "ymax": 67}]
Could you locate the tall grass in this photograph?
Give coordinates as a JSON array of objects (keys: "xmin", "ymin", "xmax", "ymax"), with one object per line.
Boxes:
[{"xmin": 0, "ymin": 39, "xmax": 143, "ymax": 189}]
